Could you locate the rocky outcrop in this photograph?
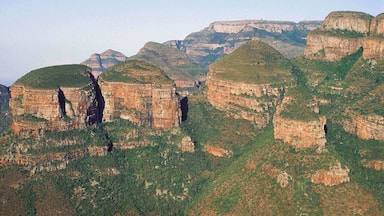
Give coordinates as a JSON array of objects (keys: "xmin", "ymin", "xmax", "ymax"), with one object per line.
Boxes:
[
  {"xmin": 273, "ymin": 115, "xmax": 327, "ymax": 149},
  {"xmin": 273, "ymin": 90, "xmax": 327, "ymax": 149},
  {"xmin": 207, "ymin": 75, "xmax": 283, "ymax": 128},
  {"xmin": 99, "ymin": 60, "xmax": 180, "ymax": 130},
  {"xmin": 9, "ymin": 65, "xmax": 102, "ymax": 136},
  {"xmin": 206, "ymin": 40, "xmax": 293, "ymax": 128},
  {"xmin": 203, "ymin": 146, "xmax": 232, "ymax": 158},
  {"xmin": 81, "ymin": 49, "xmax": 127, "ymax": 76},
  {"xmin": 343, "ymin": 112, "xmax": 384, "ymax": 141},
  {"xmin": 311, "ymin": 162, "xmax": 350, "ymax": 186},
  {"xmin": 364, "ymin": 160, "xmax": 384, "ymax": 170},
  {"xmin": 165, "ymin": 20, "xmax": 321, "ymax": 70},
  {"xmin": 129, "ymin": 42, "xmax": 204, "ymax": 88},
  {"xmin": 178, "ymin": 136, "xmax": 195, "ymax": 152},
  {"xmin": 305, "ymin": 11, "xmax": 384, "ymax": 61}
]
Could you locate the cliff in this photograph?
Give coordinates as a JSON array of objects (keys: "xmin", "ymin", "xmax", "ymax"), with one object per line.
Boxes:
[
  {"xmin": 99, "ymin": 60, "xmax": 180, "ymax": 130},
  {"xmin": 81, "ymin": 49, "xmax": 127, "ymax": 76},
  {"xmin": 273, "ymin": 87, "xmax": 327, "ymax": 149},
  {"xmin": 206, "ymin": 40, "xmax": 293, "ymax": 128},
  {"xmin": 305, "ymin": 11, "xmax": 384, "ymax": 61},
  {"xmin": 343, "ymin": 112, "xmax": 384, "ymax": 141},
  {"xmin": 9, "ymin": 65, "xmax": 102, "ymax": 136},
  {"xmin": 165, "ymin": 19, "xmax": 321, "ymax": 71},
  {"xmin": 129, "ymin": 42, "xmax": 204, "ymax": 88}
]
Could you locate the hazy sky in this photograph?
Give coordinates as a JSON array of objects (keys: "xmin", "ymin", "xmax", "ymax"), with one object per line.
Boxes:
[{"xmin": 0, "ymin": 0, "xmax": 383, "ymax": 86}]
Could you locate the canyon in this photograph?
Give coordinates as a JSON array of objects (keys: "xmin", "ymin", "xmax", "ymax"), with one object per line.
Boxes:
[{"xmin": 0, "ymin": 10, "xmax": 383, "ymax": 215}]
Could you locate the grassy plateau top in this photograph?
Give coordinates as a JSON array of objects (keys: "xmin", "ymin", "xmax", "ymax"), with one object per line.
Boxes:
[
  {"xmin": 14, "ymin": 64, "xmax": 91, "ymax": 89},
  {"xmin": 99, "ymin": 60, "xmax": 173, "ymax": 85},
  {"xmin": 210, "ymin": 40, "xmax": 293, "ymax": 84}
]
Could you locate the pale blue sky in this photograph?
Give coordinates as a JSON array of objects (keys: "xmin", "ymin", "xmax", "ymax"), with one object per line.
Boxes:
[{"xmin": 0, "ymin": 0, "xmax": 383, "ymax": 86}]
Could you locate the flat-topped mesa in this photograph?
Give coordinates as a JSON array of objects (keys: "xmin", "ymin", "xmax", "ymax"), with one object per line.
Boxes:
[
  {"xmin": 9, "ymin": 65, "xmax": 102, "ymax": 136},
  {"xmin": 129, "ymin": 42, "xmax": 204, "ymax": 88},
  {"xmin": 99, "ymin": 60, "xmax": 180, "ymax": 130},
  {"xmin": 81, "ymin": 49, "xmax": 127, "ymax": 77},
  {"xmin": 273, "ymin": 87, "xmax": 327, "ymax": 149},
  {"xmin": 206, "ymin": 40, "xmax": 294, "ymax": 128},
  {"xmin": 305, "ymin": 11, "xmax": 384, "ymax": 61}
]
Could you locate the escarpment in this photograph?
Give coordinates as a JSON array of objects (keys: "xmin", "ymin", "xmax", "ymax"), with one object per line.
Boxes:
[
  {"xmin": 305, "ymin": 11, "xmax": 384, "ymax": 61},
  {"xmin": 99, "ymin": 60, "xmax": 180, "ymax": 130},
  {"xmin": 165, "ymin": 19, "xmax": 321, "ymax": 71},
  {"xmin": 9, "ymin": 65, "xmax": 103, "ymax": 136},
  {"xmin": 9, "ymin": 61, "xmax": 180, "ymax": 136},
  {"xmin": 206, "ymin": 40, "xmax": 293, "ymax": 128}
]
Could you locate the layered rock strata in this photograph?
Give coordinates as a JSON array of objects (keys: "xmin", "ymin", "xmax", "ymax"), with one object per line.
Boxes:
[
  {"xmin": 9, "ymin": 65, "xmax": 101, "ymax": 136},
  {"xmin": 206, "ymin": 40, "xmax": 293, "ymax": 128},
  {"xmin": 273, "ymin": 93, "xmax": 327, "ymax": 149},
  {"xmin": 207, "ymin": 75, "xmax": 283, "ymax": 128},
  {"xmin": 99, "ymin": 60, "xmax": 180, "ymax": 130},
  {"xmin": 343, "ymin": 112, "xmax": 384, "ymax": 141},
  {"xmin": 305, "ymin": 11, "xmax": 384, "ymax": 61}
]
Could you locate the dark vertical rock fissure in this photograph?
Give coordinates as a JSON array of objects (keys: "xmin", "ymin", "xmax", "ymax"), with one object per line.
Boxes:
[
  {"xmin": 58, "ymin": 88, "xmax": 66, "ymax": 118},
  {"xmin": 86, "ymin": 73, "xmax": 105, "ymax": 126},
  {"xmin": 324, "ymin": 124, "xmax": 328, "ymax": 135},
  {"xmin": 180, "ymin": 97, "xmax": 189, "ymax": 122}
]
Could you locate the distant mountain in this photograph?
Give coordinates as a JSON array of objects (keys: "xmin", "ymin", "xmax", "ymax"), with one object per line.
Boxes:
[
  {"xmin": 81, "ymin": 49, "xmax": 127, "ymax": 76},
  {"xmin": 129, "ymin": 42, "xmax": 204, "ymax": 88},
  {"xmin": 165, "ymin": 20, "xmax": 321, "ymax": 71}
]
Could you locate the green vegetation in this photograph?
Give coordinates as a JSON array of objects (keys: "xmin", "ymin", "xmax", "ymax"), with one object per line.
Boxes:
[
  {"xmin": 100, "ymin": 60, "xmax": 173, "ymax": 84},
  {"xmin": 213, "ymin": 40, "xmax": 293, "ymax": 84},
  {"xmin": 14, "ymin": 64, "xmax": 91, "ymax": 89},
  {"xmin": 15, "ymin": 114, "xmax": 48, "ymax": 122},
  {"xmin": 279, "ymin": 86, "xmax": 320, "ymax": 121},
  {"xmin": 311, "ymin": 29, "xmax": 365, "ymax": 38}
]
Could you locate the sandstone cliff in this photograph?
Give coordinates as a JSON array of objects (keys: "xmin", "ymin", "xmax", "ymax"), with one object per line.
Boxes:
[
  {"xmin": 9, "ymin": 65, "xmax": 102, "ymax": 136},
  {"xmin": 305, "ymin": 11, "xmax": 384, "ymax": 61},
  {"xmin": 129, "ymin": 42, "xmax": 204, "ymax": 88},
  {"xmin": 165, "ymin": 19, "xmax": 321, "ymax": 70},
  {"xmin": 343, "ymin": 111, "xmax": 384, "ymax": 141},
  {"xmin": 273, "ymin": 88, "xmax": 327, "ymax": 149},
  {"xmin": 311, "ymin": 162, "xmax": 350, "ymax": 186},
  {"xmin": 206, "ymin": 40, "xmax": 293, "ymax": 128},
  {"xmin": 81, "ymin": 49, "xmax": 127, "ymax": 76},
  {"xmin": 99, "ymin": 60, "xmax": 180, "ymax": 130}
]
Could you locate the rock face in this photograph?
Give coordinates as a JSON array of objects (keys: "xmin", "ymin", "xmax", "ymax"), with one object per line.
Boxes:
[
  {"xmin": 9, "ymin": 65, "xmax": 102, "ymax": 136},
  {"xmin": 273, "ymin": 94, "xmax": 327, "ymax": 149},
  {"xmin": 178, "ymin": 136, "xmax": 195, "ymax": 152},
  {"xmin": 165, "ymin": 20, "xmax": 321, "ymax": 71},
  {"xmin": 81, "ymin": 49, "xmax": 127, "ymax": 76},
  {"xmin": 305, "ymin": 11, "xmax": 384, "ymax": 61},
  {"xmin": 99, "ymin": 60, "xmax": 180, "ymax": 130},
  {"xmin": 343, "ymin": 112, "xmax": 384, "ymax": 141},
  {"xmin": 129, "ymin": 42, "xmax": 204, "ymax": 88},
  {"xmin": 206, "ymin": 40, "xmax": 293, "ymax": 128},
  {"xmin": 311, "ymin": 162, "xmax": 350, "ymax": 186}
]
